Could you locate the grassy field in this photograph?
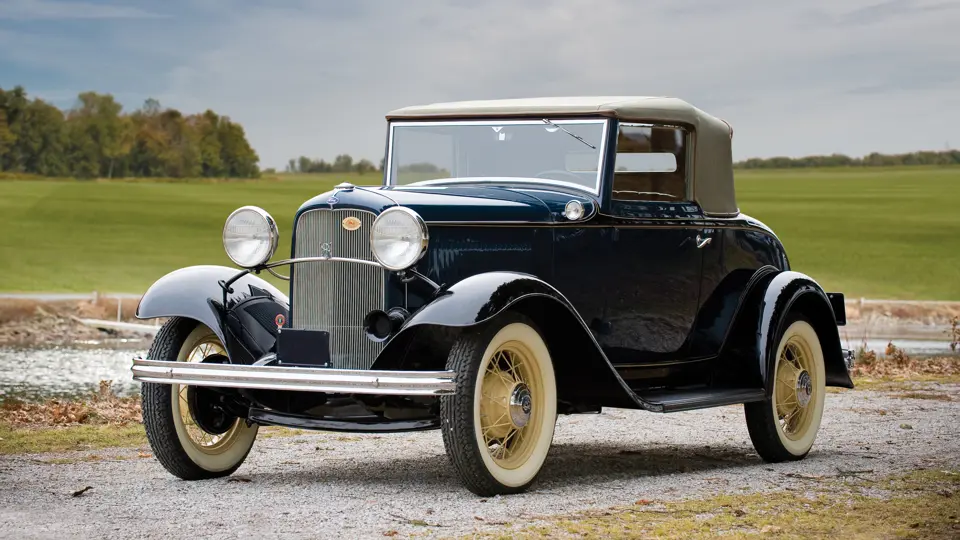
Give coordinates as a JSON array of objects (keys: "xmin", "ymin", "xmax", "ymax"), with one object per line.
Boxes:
[
  {"xmin": 0, "ymin": 167, "xmax": 957, "ymax": 299},
  {"xmin": 735, "ymin": 166, "xmax": 959, "ymax": 300}
]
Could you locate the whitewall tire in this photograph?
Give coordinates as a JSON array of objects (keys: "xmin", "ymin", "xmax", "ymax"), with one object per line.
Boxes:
[
  {"xmin": 441, "ymin": 313, "xmax": 557, "ymax": 496},
  {"xmin": 141, "ymin": 318, "xmax": 259, "ymax": 479},
  {"xmin": 745, "ymin": 315, "xmax": 826, "ymax": 462}
]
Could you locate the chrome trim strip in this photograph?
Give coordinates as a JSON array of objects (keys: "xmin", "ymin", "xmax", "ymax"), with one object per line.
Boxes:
[
  {"xmin": 131, "ymin": 358, "xmax": 456, "ymax": 396},
  {"xmin": 263, "ymin": 256, "xmax": 384, "ymax": 270}
]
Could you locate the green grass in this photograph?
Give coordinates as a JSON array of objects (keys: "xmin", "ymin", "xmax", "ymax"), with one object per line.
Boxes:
[
  {"xmin": 734, "ymin": 166, "xmax": 960, "ymax": 300},
  {"xmin": 0, "ymin": 167, "xmax": 957, "ymax": 299},
  {"xmin": 0, "ymin": 173, "xmax": 375, "ymax": 292}
]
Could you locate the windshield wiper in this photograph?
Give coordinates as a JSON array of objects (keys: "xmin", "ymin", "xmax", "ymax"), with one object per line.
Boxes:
[{"xmin": 542, "ymin": 119, "xmax": 596, "ymax": 150}]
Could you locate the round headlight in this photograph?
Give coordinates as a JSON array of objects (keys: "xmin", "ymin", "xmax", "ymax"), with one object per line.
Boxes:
[
  {"xmin": 222, "ymin": 206, "xmax": 279, "ymax": 268},
  {"xmin": 370, "ymin": 207, "xmax": 428, "ymax": 271}
]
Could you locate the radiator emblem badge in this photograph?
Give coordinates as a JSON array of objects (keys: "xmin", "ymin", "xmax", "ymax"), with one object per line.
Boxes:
[
  {"xmin": 274, "ymin": 313, "xmax": 285, "ymax": 329},
  {"xmin": 342, "ymin": 216, "xmax": 362, "ymax": 231}
]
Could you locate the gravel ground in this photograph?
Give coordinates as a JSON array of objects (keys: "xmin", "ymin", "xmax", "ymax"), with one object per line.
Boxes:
[{"xmin": 2, "ymin": 383, "xmax": 958, "ymax": 539}]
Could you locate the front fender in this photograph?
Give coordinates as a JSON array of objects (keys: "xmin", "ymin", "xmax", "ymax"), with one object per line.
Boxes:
[
  {"xmin": 377, "ymin": 271, "xmax": 661, "ymax": 411},
  {"xmin": 136, "ymin": 265, "xmax": 289, "ymax": 364},
  {"xmin": 400, "ymin": 271, "xmax": 571, "ymax": 329},
  {"xmin": 757, "ymin": 271, "xmax": 853, "ymax": 394}
]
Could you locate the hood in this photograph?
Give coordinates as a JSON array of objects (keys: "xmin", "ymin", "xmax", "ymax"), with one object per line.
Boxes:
[{"xmin": 296, "ymin": 182, "xmax": 598, "ymax": 224}]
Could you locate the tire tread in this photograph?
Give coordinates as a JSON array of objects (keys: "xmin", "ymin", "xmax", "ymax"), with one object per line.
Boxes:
[
  {"xmin": 744, "ymin": 313, "xmax": 821, "ymax": 463},
  {"xmin": 141, "ymin": 317, "xmax": 250, "ymax": 480},
  {"xmin": 440, "ymin": 313, "xmax": 545, "ymax": 496}
]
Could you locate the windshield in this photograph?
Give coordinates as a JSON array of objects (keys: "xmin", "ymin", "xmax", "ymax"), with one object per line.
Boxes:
[{"xmin": 386, "ymin": 119, "xmax": 608, "ymax": 194}]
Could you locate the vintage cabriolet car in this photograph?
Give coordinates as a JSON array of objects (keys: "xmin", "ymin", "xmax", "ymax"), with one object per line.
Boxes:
[{"xmin": 132, "ymin": 96, "xmax": 854, "ymax": 496}]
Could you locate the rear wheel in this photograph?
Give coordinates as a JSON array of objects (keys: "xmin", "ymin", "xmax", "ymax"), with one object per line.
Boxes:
[
  {"xmin": 141, "ymin": 317, "xmax": 258, "ymax": 479},
  {"xmin": 440, "ymin": 314, "xmax": 557, "ymax": 496},
  {"xmin": 745, "ymin": 315, "xmax": 826, "ymax": 462}
]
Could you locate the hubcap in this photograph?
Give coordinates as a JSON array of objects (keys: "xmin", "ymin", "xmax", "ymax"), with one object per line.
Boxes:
[
  {"xmin": 478, "ymin": 341, "xmax": 544, "ymax": 469},
  {"xmin": 795, "ymin": 370, "xmax": 813, "ymax": 408},
  {"xmin": 774, "ymin": 335, "xmax": 819, "ymax": 441},
  {"xmin": 509, "ymin": 384, "xmax": 533, "ymax": 428}
]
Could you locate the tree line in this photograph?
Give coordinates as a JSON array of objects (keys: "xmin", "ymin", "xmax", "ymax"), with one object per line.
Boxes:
[
  {"xmin": 285, "ymin": 154, "xmax": 381, "ymax": 175},
  {"xmin": 0, "ymin": 86, "xmax": 260, "ymax": 179},
  {"xmin": 734, "ymin": 150, "xmax": 960, "ymax": 169},
  {"xmin": 285, "ymin": 150, "xmax": 960, "ymax": 176}
]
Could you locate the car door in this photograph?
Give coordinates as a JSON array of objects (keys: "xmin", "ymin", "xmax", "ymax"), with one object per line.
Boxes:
[
  {"xmin": 594, "ymin": 205, "xmax": 705, "ymax": 365},
  {"xmin": 593, "ymin": 123, "xmax": 705, "ymax": 365}
]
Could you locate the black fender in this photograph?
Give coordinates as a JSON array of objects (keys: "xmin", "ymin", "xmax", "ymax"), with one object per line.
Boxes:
[
  {"xmin": 136, "ymin": 265, "xmax": 289, "ymax": 365},
  {"xmin": 756, "ymin": 271, "xmax": 854, "ymax": 394},
  {"xmin": 375, "ymin": 271, "xmax": 662, "ymax": 411}
]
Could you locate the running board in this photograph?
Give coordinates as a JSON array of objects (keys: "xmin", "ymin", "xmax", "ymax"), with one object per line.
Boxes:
[
  {"xmin": 637, "ymin": 388, "xmax": 766, "ymax": 413},
  {"xmin": 131, "ymin": 358, "xmax": 456, "ymax": 396}
]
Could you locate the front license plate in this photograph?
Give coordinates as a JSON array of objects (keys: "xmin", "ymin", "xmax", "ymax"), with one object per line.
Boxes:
[{"xmin": 277, "ymin": 329, "xmax": 331, "ymax": 367}]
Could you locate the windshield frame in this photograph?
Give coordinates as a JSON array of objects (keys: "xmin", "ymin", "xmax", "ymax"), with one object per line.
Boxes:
[{"xmin": 383, "ymin": 118, "xmax": 611, "ymax": 196}]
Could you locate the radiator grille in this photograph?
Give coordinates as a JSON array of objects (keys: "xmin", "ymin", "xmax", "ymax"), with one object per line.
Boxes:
[{"xmin": 291, "ymin": 209, "xmax": 385, "ymax": 369}]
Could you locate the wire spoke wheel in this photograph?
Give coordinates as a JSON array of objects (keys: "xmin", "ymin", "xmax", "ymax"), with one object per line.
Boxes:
[
  {"xmin": 478, "ymin": 343, "xmax": 543, "ymax": 469},
  {"xmin": 745, "ymin": 315, "xmax": 826, "ymax": 462},
  {"xmin": 141, "ymin": 318, "xmax": 258, "ymax": 480},
  {"xmin": 441, "ymin": 314, "xmax": 557, "ymax": 496},
  {"xmin": 774, "ymin": 339, "xmax": 817, "ymax": 440},
  {"xmin": 173, "ymin": 336, "xmax": 247, "ymax": 456}
]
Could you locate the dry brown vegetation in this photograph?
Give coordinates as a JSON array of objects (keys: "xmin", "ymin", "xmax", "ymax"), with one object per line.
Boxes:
[
  {"xmin": 853, "ymin": 342, "xmax": 960, "ymax": 381},
  {"xmin": 0, "ymin": 380, "xmax": 140, "ymax": 428},
  {"xmin": 949, "ymin": 316, "xmax": 959, "ymax": 352}
]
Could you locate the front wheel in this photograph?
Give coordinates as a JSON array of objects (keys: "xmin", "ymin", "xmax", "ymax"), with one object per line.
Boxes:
[
  {"xmin": 745, "ymin": 315, "xmax": 826, "ymax": 462},
  {"xmin": 141, "ymin": 317, "xmax": 259, "ymax": 480},
  {"xmin": 440, "ymin": 314, "xmax": 558, "ymax": 496}
]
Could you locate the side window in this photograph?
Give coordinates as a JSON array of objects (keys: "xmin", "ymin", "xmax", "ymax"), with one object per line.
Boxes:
[{"xmin": 611, "ymin": 124, "xmax": 689, "ymax": 202}]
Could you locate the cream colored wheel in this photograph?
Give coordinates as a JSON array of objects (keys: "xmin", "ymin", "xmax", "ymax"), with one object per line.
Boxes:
[
  {"xmin": 441, "ymin": 314, "xmax": 557, "ymax": 496},
  {"xmin": 170, "ymin": 325, "xmax": 259, "ymax": 472},
  {"xmin": 745, "ymin": 316, "xmax": 826, "ymax": 462},
  {"xmin": 141, "ymin": 318, "xmax": 258, "ymax": 480}
]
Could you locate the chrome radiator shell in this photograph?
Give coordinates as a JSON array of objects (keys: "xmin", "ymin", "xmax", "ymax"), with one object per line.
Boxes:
[{"xmin": 291, "ymin": 209, "xmax": 386, "ymax": 369}]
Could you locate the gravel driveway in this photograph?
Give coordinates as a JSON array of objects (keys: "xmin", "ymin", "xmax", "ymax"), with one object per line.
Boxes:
[{"xmin": 2, "ymin": 383, "xmax": 958, "ymax": 539}]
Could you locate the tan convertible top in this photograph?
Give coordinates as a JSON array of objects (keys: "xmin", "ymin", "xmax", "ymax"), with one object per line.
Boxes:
[{"xmin": 386, "ymin": 96, "xmax": 737, "ymax": 216}]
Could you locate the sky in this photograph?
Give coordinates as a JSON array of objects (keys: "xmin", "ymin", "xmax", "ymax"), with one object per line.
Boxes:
[{"xmin": 1, "ymin": 0, "xmax": 958, "ymax": 169}]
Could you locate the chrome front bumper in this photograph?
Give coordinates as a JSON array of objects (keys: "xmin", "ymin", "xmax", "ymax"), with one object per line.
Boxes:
[{"xmin": 131, "ymin": 358, "xmax": 456, "ymax": 396}]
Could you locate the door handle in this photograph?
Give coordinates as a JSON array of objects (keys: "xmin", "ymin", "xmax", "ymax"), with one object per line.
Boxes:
[{"xmin": 696, "ymin": 234, "xmax": 712, "ymax": 249}]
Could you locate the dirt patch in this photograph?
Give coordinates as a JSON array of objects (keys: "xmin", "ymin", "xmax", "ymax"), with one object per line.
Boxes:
[{"xmin": 0, "ymin": 298, "xmax": 152, "ymax": 347}]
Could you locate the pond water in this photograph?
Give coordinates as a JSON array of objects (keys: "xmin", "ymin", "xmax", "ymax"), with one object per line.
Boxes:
[
  {"xmin": 1, "ymin": 338, "xmax": 956, "ymax": 402},
  {"xmin": 0, "ymin": 341, "xmax": 147, "ymax": 401}
]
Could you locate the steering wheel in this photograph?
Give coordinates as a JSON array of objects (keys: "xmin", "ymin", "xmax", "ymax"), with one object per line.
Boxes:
[{"xmin": 535, "ymin": 170, "xmax": 584, "ymax": 183}]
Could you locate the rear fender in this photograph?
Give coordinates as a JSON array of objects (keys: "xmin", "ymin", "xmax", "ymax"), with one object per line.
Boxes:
[
  {"xmin": 375, "ymin": 271, "xmax": 660, "ymax": 411},
  {"xmin": 136, "ymin": 265, "xmax": 289, "ymax": 365},
  {"xmin": 757, "ymin": 271, "xmax": 853, "ymax": 394}
]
